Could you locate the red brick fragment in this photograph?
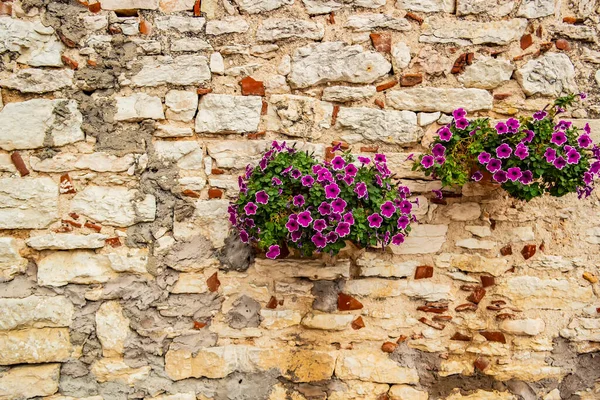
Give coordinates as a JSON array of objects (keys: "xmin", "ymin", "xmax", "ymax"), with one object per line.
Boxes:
[
  {"xmin": 61, "ymin": 55, "xmax": 79, "ymax": 70},
  {"xmin": 370, "ymin": 33, "xmax": 391, "ymax": 53},
  {"xmin": 69, "ymin": 212, "xmax": 80, "ymax": 220},
  {"xmin": 105, "ymin": 237, "xmax": 121, "ymax": 247},
  {"xmin": 208, "ymin": 188, "xmax": 223, "ymax": 199},
  {"xmin": 139, "ymin": 18, "xmax": 152, "ymax": 35},
  {"xmin": 351, "ymin": 316, "xmax": 365, "ymax": 330},
  {"xmin": 451, "ymin": 52, "xmax": 474, "ymax": 74},
  {"xmin": 396, "ymin": 335, "xmax": 408, "ymax": 343},
  {"xmin": 596, "ymin": 307, "xmax": 600, "ymax": 314},
  {"xmin": 247, "ymin": 131, "xmax": 266, "ymax": 140},
  {"xmin": 556, "ymin": 39, "xmax": 570, "ymax": 51},
  {"xmin": 85, "ymin": 221, "xmax": 102, "ymax": 232},
  {"xmin": 414, "ymin": 265, "xmax": 434, "ymax": 280},
  {"xmin": 536, "ymin": 25, "xmax": 543, "ymax": 37},
  {"xmin": 496, "ymin": 313, "xmax": 514, "ymax": 320},
  {"xmin": 451, "ymin": 332, "xmax": 471, "ymax": 341},
  {"xmin": 87, "ymin": 59, "xmax": 98, "ymax": 67},
  {"xmin": 331, "ymin": 105, "xmax": 340, "ymax": 126},
  {"xmin": 539, "ymin": 241, "xmax": 545, "ymax": 252},
  {"xmin": 0, "ymin": 1, "xmax": 12, "ymax": 15},
  {"xmin": 460, "ymin": 284, "xmax": 480, "ymax": 291},
  {"xmin": 419, "ymin": 317, "xmax": 445, "ymax": 330},
  {"xmin": 207, "ymin": 272, "xmax": 220, "ymax": 292},
  {"xmin": 328, "ymin": 12, "xmax": 335, "ymax": 24},
  {"xmin": 88, "ymin": 2, "xmax": 101, "ymax": 12},
  {"xmin": 57, "ymin": 30, "xmax": 77, "ymax": 48},
  {"xmin": 474, "ymin": 357, "xmax": 489, "ymax": 371},
  {"xmin": 521, "ymin": 244, "xmax": 536, "ymax": 260},
  {"xmin": 197, "ymin": 87, "xmax": 213, "ymax": 95},
  {"xmin": 400, "ymin": 73, "xmax": 423, "ymax": 87},
  {"xmin": 360, "ymin": 146, "xmax": 379, "ymax": 153},
  {"xmin": 325, "ymin": 147, "xmax": 335, "ymax": 162},
  {"xmin": 193, "ymin": 0, "xmax": 201, "ymax": 16},
  {"xmin": 193, "ymin": 320, "xmax": 206, "ymax": 329},
  {"xmin": 108, "ymin": 25, "xmax": 122, "ymax": 35},
  {"xmin": 10, "ymin": 152, "xmax": 29, "ymax": 176},
  {"xmin": 404, "ymin": 11, "xmax": 423, "ymax": 24},
  {"xmin": 520, "ymin": 34, "xmax": 533, "ymax": 50},
  {"xmin": 433, "ymin": 315, "xmax": 452, "ymax": 322},
  {"xmin": 266, "ymin": 296, "xmax": 278, "ymax": 309},
  {"xmin": 417, "ymin": 305, "xmax": 448, "ymax": 314},
  {"xmin": 455, "ymin": 303, "xmax": 478, "ymax": 312},
  {"xmin": 494, "ymin": 93, "xmax": 511, "ymax": 100},
  {"xmin": 500, "ymin": 244, "xmax": 512, "ymax": 256},
  {"xmin": 278, "ymin": 299, "xmax": 284, "ymax": 306},
  {"xmin": 374, "ymin": 99, "xmax": 385, "ymax": 109},
  {"xmin": 59, "ymin": 174, "xmax": 76, "ymax": 194},
  {"xmin": 562, "ymin": 16, "xmax": 578, "ymax": 24},
  {"xmin": 381, "ymin": 342, "xmax": 398, "ymax": 353},
  {"xmin": 182, "ymin": 189, "xmax": 200, "ymax": 198},
  {"xmin": 240, "ymin": 76, "xmax": 266, "ymax": 96},
  {"xmin": 261, "ymin": 100, "xmax": 268, "ymax": 115},
  {"xmin": 480, "ymin": 276, "xmax": 495, "ymax": 288},
  {"xmin": 539, "ymin": 42, "xmax": 553, "ymax": 52},
  {"xmin": 332, "ymin": 141, "xmax": 349, "ymax": 150},
  {"xmin": 376, "ymin": 80, "xmax": 398, "ymax": 92},
  {"xmin": 467, "ymin": 287, "xmax": 486, "ymax": 304},
  {"xmin": 211, "ymin": 168, "xmax": 225, "ymax": 175},
  {"xmin": 63, "ymin": 219, "xmax": 82, "ymax": 228},
  {"xmin": 338, "ymin": 293, "xmax": 363, "ymax": 311},
  {"xmin": 480, "ymin": 331, "xmax": 506, "ymax": 343}
]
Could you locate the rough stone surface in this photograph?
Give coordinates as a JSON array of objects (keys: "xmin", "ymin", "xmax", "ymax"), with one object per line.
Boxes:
[
  {"xmin": 397, "ymin": 0, "xmax": 454, "ymax": 12},
  {"xmin": 322, "ymin": 86, "xmax": 377, "ymax": 102},
  {"xmin": 337, "ymin": 107, "xmax": 419, "ymax": 144},
  {"xmin": 233, "ymin": 0, "xmax": 294, "ymax": 13},
  {"xmin": 302, "ymin": 0, "xmax": 385, "ymax": 14},
  {"xmin": 0, "ymin": 296, "xmax": 73, "ymax": 330},
  {"xmin": 256, "ymin": 18, "xmax": 324, "ymax": 41},
  {"xmin": 517, "ymin": 0, "xmax": 555, "ymax": 18},
  {"xmin": 0, "ymin": 18, "xmax": 64, "ymax": 67},
  {"xmin": 458, "ymin": 58, "xmax": 514, "ymax": 89},
  {"xmin": 0, "ymin": 68, "xmax": 73, "ymax": 93},
  {"xmin": 0, "ymin": 178, "xmax": 58, "ymax": 229},
  {"xmin": 129, "ymin": 56, "xmax": 211, "ymax": 87},
  {"xmin": 345, "ymin": 14, "xmax": 411, "ymax": 32},
  {"xmin": 195, "ymin": 94, "xmax": 262, "ymax": 133},
  {"xmin": 0, "ymin": 328, "xmax": 71, "ymax": 365},
  {"xmin": 387, "ymin": 88, "xmax": 493, "ymax": 113},
  {"xmin": 267, "ymin": 94, "xmax": 332, "ymax": 138},
  {"xmin": 515, "ymin": 53, "xmax": 578, "ymax": 97},
  {"xmin": 457, "ymin": 0, "xmax": 515, "ymax": 16},
  {"xmin": 420, "ymin": 18, "xmax": 528, "ymax": 45},
  {"xmin": 115, "ymin": 93, "xmax": 165, "ymax": 122},
  {"xmin": 0, "ymin": 364, "xmax": 60, "ymax": 399}
]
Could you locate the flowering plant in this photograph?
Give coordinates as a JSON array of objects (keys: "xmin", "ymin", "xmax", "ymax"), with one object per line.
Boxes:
[
  {"xmin": 414, "ymin": 94, "xmax": 599, "ymax": 201},
  {"xmin": 229, "ymin": 142, "xmax": 416, "ymax": 259}
]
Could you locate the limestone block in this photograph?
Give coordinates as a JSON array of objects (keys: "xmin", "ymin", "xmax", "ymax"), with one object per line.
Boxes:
[
  {"xmin": 0, "ymin": 18, "xmax": 64, "ymax": 67},
  {"xmin": 420, "ymin": 18, "xmax": 527, "ymax": 45},
  {"xmin": 335, "ymin": 350, "xmax": 419, "ymax": 384},
  {"xmin": 387, "ymin": 88, "xmax": 493, "ymax": 113},
  {"xmin": 0, "ymin": 364, "xmax": 60, "ymax": 399},
  {"xmin": 195, "ymin": 94, "xmax": 262, "ymax": 134},
  {"xmin": 0, "ymin": 178, "xmax": 59, "ymax": 229},
  {"xmin": 337, "ymin": 107, "xmax": 419, "ymax": 144},
  {"xmin": 0, "ymin": 68, "xmax": 73, "ymax": 93},
  {"xmin": 0, "ymin": 328, "xmax": 71, "ymax": 365},
  {"xmin": 233, "ymin": 0, "xmax": 293, "ymax": 13},
  {"xmin": 115, "ymin": 93, "xmax": 165, "ymax": 122},
  {"xmin": 129, "ymin": 55, "xmax": 210, "ymax": 87},
  {"xmin": 256, "ymin": 18, "xmax": 324, "ymax": 41},
  {"xmin": 515, "ymin": 53, "xmax": 577, "ymax": 97},
  {"xmin": 0, "ymin": 238, "xmax": 27, "ymax": 282},
  {"xmin": 0, "ymin": 296, "xmax": 73, "ymax": 330}
]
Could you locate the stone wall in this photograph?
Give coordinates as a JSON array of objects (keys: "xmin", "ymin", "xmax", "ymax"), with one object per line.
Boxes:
[{"xmin": 0, "ymin": 0, "xmax": 600, "ymax": 399}]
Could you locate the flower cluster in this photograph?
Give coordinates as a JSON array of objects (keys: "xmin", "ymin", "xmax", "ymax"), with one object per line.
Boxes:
[
  {"xmin": 230, "ymin": 142, "xmax": 416, "ymax": 258},
  {"xmin": 414, "ymin": 94, "xmax": 598, "ymax": 201}
]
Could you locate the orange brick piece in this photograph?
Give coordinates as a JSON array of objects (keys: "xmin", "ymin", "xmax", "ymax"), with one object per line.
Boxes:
[
  {"xmin": 338, "ymin": 293, "xmax": 363, "ymax": 311},
  {"xmin": 370, "ymin": 33, "xmax": 391, "ymax": 53},
  {"xmin": 240, "ymin": 76, "xmax": 266, "ymax": 96}
]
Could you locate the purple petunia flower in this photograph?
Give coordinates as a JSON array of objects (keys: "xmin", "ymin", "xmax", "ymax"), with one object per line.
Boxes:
[
  {"xmin": 282, "ymin": 166, "xmax": 293, "ymax": 176},
  {"xmin": 487, "ymin": 158, "xmax": 502, "ymax": 173},
  {"xmin": 329, "ymin": 212, "xmax": 342, "ymax": 222},
  {"xmin": 522, "ymin": 130, "xmax": 535, "ymax": 143},
  {"xmin": 579, "ymin": 92, "xmax": 588, "ymax": 100},
  {"xmin": 551, "ymin": 131, "xmax": 567, "ymax": 146},
  {"xmin": 297, "ymin": 211, "xmax": 313, "ymax": 227},
  {"xmin": 266, "ymin": 245, "xmax": 280, "ymax": 259},
  {"xmin": 544, "ymin": 147, "xmax": 557, "ymax": 163},
  {"xmin": 432, "ymin": 144, "xmax": 446, "ymax": 157},
  {"xmin": 375, "ymin": 154, "xmax": 387, "ymax": 163},
  {"xmin": 391, "ymin": 233, "xmax": 405, "ymax": 246},
  {"xmin": 343, "ymin": 212, "xmax": 354, "ymax": 225},
  {"xmin": 345, "ymin": 163, "xmax": 358, "ymax": 177},
  {"xmin": 438, "ymin": 127, "xmax": 453, "ymax": 141},
  {"xmin": 367, "ymin": 213, "xmax": 383, "ymax": 228},
  {"xmin": 318, "ymin": 202, "xmax": 332, "ymax": 216},
  {"xmin": 256, "ymin": 190, "xmax": 269, "ymax": 205},
  {"xmin": 238, "ymin": 177, "xmax": 248, "ymax": 194},
  {"xmin": 335, "ymin": 222, "xmax": 350, "ymax": 237},
  {"xmin": 342, "ymin": 175, "xmax": 355, "ymax": 185},
  {"xmin": 354, "ymin": 182, "xmax": 368, "ymax": 199},
  {"xmin": 332, "ymin": 198, "xmax": 347, "ymax": 213},
  {"xmin": 331, "ymin": 156, "xmax": 346, "ymax": 170},
  {"xmin": 515, "ymin": 144, "xmax": 529, "ymax": 160},
  {"xmin": 301, "ymin": 175, "xmax": 315, "ymax": 187},
  {"xmin": 435, "ymin": 156, "xmax": 446, "ymax": 165},
  {"xmin": 312, "ymin": 233, "xmax": 327, "ymax": 248},
  {"xmin": 495, "ymin": 122, "xmax": 508, "ymax": 135},
  {"xmin": 326, "ymin": 231, "xmax": 338, "ymax": 244},
  {"xmin": 290, "ymin": 169, "xmax": 301, "ymax": 179},
  {"xmin": 533, "ymin": 110, "xmax": 547, "ymax": 121},
  {"xmin": 556, "ymin": 120, "xmax": 572, "ymax": 131},
  {"xmin": 520, "ymin": 170, "xmax": 533, "ymax": 185},
  {"xmin": 421, "ymin": 155, "xmax": 435, "ymax": 169},
  {"xmin": 325, "ymin": 183, "xmax": 340, "ymax": 199},
  {"xmin": 244, "ymin": 202, "xmax": 257, "ymax": 215},
  {"xmin": 291, "ymin": 230, "xmax": 302, "ymax": 242},
  {"xmin": 432, "ymin": 189, "xmax": 443, "ymax": 199},
  {"xmin": 259, "ymin": 158, "xmax": 268, "ymax": 171},
  {"xmin": 496, "ymin": 143, "xmax": 512, "ymax": 159},
  {"xmin": 313, "ymin": 219, "xmax": 327, "ymax": 232},
  {"xmin": 455, "ymin": 118, "xmax": 469, "ymax": 130},
  {"xmin": 578, "ymin": 134, "xmax": 593, "ymax": 148},
  {"xmin": 286, "ymin": 217, "xmax": 300, "ymax": 232},
  {"xmin": 332, "ymin": 142, "xmax": 342, "ymax": 152},
  {"xmin": 584, "ymin": 171, "xmax": 594, "ymax": 185},
  {"xmin": 399, "ymin": 200, "xmax": 412, "ymax": 215},
  {"xmin": 493, "ymin": 170, "xmax": 508, "ymax": 183},
  {"xmin": 567, "ymin": 150, "xmax": 581, "ymax": 165},
  {"xmin": 239, "ymin": 230, "xmax": 249, "ymax": 243},
  {"xmin": 375, "ymin": 174, "xmax": 383, "ymax": 187},
  {"xmin": 506, "ymin": 118, "xmax": 520, "ymax": 132},
  {"xmin": 380, "ymin": 201, "xmax": 396, "ymax": 218},
  {"xmin": 590, "ymin": 161, "xmax": 600, "ymax": 175},
  {"xmin": 271, "ymin": 177, "xmax": 282, "ymax": 186},
  {"xmin": 472, "ymin": 171, "xmax": 483, "ymax": 181},
  {"xmin": 397, "ymin": 215, "xmax": 410, "ymax": 229},
  {"xmin": 584, "ymin": 123, "xmax": 591, "ymax": 135},
  {"xmin": 293, "ymin": 194, "xmax": 305, "ymax": 207},
  {"xmin": 357, "ymin": 156, "xmax": 371, "ymax": 165},
  {"xmin": 507, "ymin": 167, "xmax": 522, "ymax": 182},
  {"xmin": 453, "ymin": 108, "xmax": 466, "ymax": 119},
  {"xmin": 554, "ymin": 156, "xmax": 567, "ymax": 170},
  {"xmin": 245, "ymin": 218, "xmax": 255, "ymax": 228},
  {"xmin": 478, "ymin": 152, "xmax": 491, "ymax": 164},
  {"xmin": 245, "ymin": 165, "xmax": 254, "ymax": 180}
]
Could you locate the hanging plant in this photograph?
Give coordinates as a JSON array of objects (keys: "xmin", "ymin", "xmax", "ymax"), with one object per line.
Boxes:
[
  {"xmin": 229, "ymin": 142, "xmax": 416, "ymax": 259},
  {"xmin": 413, "ymin": 94, "xmax": 599, "ymax": 201}
]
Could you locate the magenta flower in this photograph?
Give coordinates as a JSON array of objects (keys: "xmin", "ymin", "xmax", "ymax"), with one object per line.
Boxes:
[
  {"xmin": 553, "ymin": 156, "xmax": 567, "ymax": 170},
  {"xmin": 584, "ymin": 123, "xmax": 591, "ymax": 135},
  {"xmin": 286, "ymin": 217, "xmax": 300, "ymax": 232},
  {"xmin": 522, "ymin": 130, "xmax": 535, "ymax": 143},
  {"xmin": 551, "ymin": 131, "xmax": 567, "ymax": 146},
  {"xmin": 354, "ymin": 182, "xmax": 368, "ymax": 199},
  {"xmin": 312, "ymin": 233, "xmax": 327, "ymax": 248},
  {"xmin": 244, "ymin": 202, "xmax": 257, "ymax": 215},
  {"xmin": 380, "ymin": 201, "xmax": 396, "ymax": 218},
  {"xmin": 255, "ymin": 190, "xmax": 269, "ymax": 205},
  {"xmin": 421, "ymin": 155, "xmax": 434, "ymax": 169},
  {"xmin": 290, "ymin": 169, "xmax": 302, "ymax": 179},
  {"xmin": 332, "ymin": 142, "xmax": 342, "ymax": 152},
  {"xmin": 375, "ymin": 154, "xmax": 387, "ymax": 163},
  {"xmin": 556, "ymin": 120, "xmax": 572, "ymax": 130},
  {"xmin": 435, "ymin": 156, "xmax": 446, "ymax": 165},
  {"xmin": 317, "ymin": 169, "xmax": 333, "ymax": 183},
  {"xmin": 297, "ymin": 211, "xmax": 313, "ymax": 227},
  {"xmin": 472, "ymin": 171, "xmax": 483, "ymax": 181},
  {"xmin": 312, "ymin": 165, "xmax": 322, "ymax": 174},
  {"xmin": 438, "ymin": 127, "xmax": 452, "ymax": 141},
  {"xmin": 496, "ymin": 143, "xmax": 512, "ymax": 159},
  {"xmin": 343, "ymin": 212, "xmax": 354, "ymax": 225},
  {"xmin": 391, "ymin": 233, "xmax": 405, "ymax": 245},
  {"xmin": 266, "ymin": 245, "xmax": 280, "ymax": 259},
  {"xmin": 271, "ymin": 177, "xmax": 282, "ymax": 186},
  {"xmin": 507, "ymin": 167, "xmax": 522, "ymax": 182},
  {"xmin": 301, "ymin": 175, "xmax": 314, "ymax": 187},
  {"xmin": 453, "ymin": 108, "xmax": 466, "ymax": 119},
  {"xmin": 432, "ymin": 144, "xmax": 446, "ymax": 157},
  {"xmin": 399, "ymin": 200, "xmax": 412, "ymax": 214},
  {"xmin": 290, "ymin": 230, "xmax": 302, "ymax": 242},
  {"xmin": 578, "ymin": 134, "xmax": 592, "ymax": 148},
  {"xmin": 282, "ymin": 166, "xmax": 293, "ymax": 175},
  {"xmin": 506, "ymin": 118, "xmax": 520, "ymax": 132},
  {"xmin": 579, "ymin": 92, "xmax": 588, "ymax": 100},
  {"xmin": 335, "ymin": 222, "xmax": 350, "ymax": 237},
  {"xmin": 325, "ymin": 183, "xmax": 340, "ymax": 199},
  {"xmin": 313, "ymin": 219, "xmax": 327, "ymax": 232},
  {"xmin": 515, "ymin": 144, "xmax": 529, "ymax": 160},
  {"xmin": 567, "ymin": 150, "xmax": 581, "ymax": 165},
  {"xmin": 326, "ymin": 231, "xmax": 338, "ymax": 243},
  {"xmin": 342, "ymin": 175, "xmax": 355, "ymax": 185},
  {"xmin": 584, "ymin": 171, "xmax": 594, "ymax": 185},
  {"xmin": 367, "ymin": 213, "xmax": 383, "ymax": 228},
  {"xmin": 245, "ymin": 218, "xmax": 255, "ymax": 227},
  {"xmin": 330, "ymin": 212, "xmax": 342, "ymax": 222},
  {"xmin": 357, "ymin": 156, "xmax": 371, "ymax": 164},
  {"xmin": 332, "ymin": 198, "xmax": 347, "ymax": 213},
  {"xmin": 259, "ymin": 158, "xmax": 268, "ymax": 171},
  {"xmin": 345, "ymin": 163, "xmax": 358, "ymax": 177},
  {"xmin": 591, "ymin": 161, "xmax": 600, "ymax": 174},
  {"xmin": 544, "ymin": 148, "xmax": 557, "ymax": 163},
  {"xmin": 495, "ymin": 122, "xmax": 508, "ymax": 134},
  {"xmin": 478, "ymin": 152, "xmax": 491, "ymax": 164},
  {"xmin": 455, "ymin": 118, "xmax": 469, "ymax": 130},
  {"xmin": 487, "ymin": 158, "xmax": 502, "ymax": 173},
  {"xmin": 331, "ymin": 156, "xmax": 346, "ymax": 170},
  {"xmin": 533, "ymin": 110, "xmax": 547, "ymax": 121},
  {"xmin": 239, "ymin": 230, "xmax": 249, "ymax": 243},
  {"xmin": 293, "ymin": 195, "xmax": 305, "ymax": 207},
  {"xmin": 493, "ymin": 170, "xmax": 508, "ymax": 183},
  {"xmin": 318, "ymin": 202, "xmax": 332, "ymax": 215},
  {"xmin": 519, "ymin": 170, "xmax": 533, "ymax": 185}
]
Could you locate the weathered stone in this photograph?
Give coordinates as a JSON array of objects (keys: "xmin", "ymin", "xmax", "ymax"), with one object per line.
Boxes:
[
  {"xmin": 301, "ymin": 313, "xmax": 354, "ymax": 330},
  {"xmin": 456, "ymin": 238, "xmax": 496, "ymax": 250},
  {"xmin": 164, "ymin": 90, "xmax": 198, "ymax": 122},
  {"xmin": 99, "ymin": 0, "xmax": 159, "ymax": 9},
  {"xmin": 0, "ymin": 328, "xmax": 71, "ymax": 365},
  {"xmin": 337, "ymin": 107, "xmax": 419, "ymax": 144},
  {"xmin": 456, "ymin": 0, "xmax": 515, "ymax": 16},
  {"xmin": 0, "ymin": 68, "xmax": 73, "ymax": 93},
  {"xmin": 71, "ymin": 186, "xmax": 156, "ymax": 227},
  {"xmin": 435, "ymin": 253, "xmax": 508, "ymax": 276},
  {"xmin": 195, "ymin": 94, "xmax": 262, "ymax": 134},
  {"xmin": 233, "ymin": 0, "xmax": 293, "ymax": 13},
  {"xmin": 515, "ymin": 53, "xmax": 577, "ymax": 97},
  {"xmin": 500, "ymin": 319, "xmax": 545, "ymax": 336},
  {"xmin": 498, "ymin": 276, "xmax": 594, "ymax": 309},
  {"xmin": 445, "ymin": 390, "xmax": 516, "ymax": 400},
  {"xmin": 114, "ymin": 93, "xmax": 165, "ymax": 122},
  {"xmin": 206, "ymin": 17, "xmax": 249, "ymax": 35},
  {"xmin": 335, "ymin": 350, "xmax": 419, "ymax": 384},
  {"xmin": 288, "ymin": 42, "xmax": 391, "ymax": 88},
  {"xmin": 155, "ymin": 16, "xmax": 206, "ymax": 33},
  {"xmin": 129, "ymin": 55, "xmax": 210, "ymax": 87},
  {"xmin": 387, "ymin": 88, "xmax": 493, "ymax": 113},
  {"xmin": 560, "ymin": 317, "xmax": 600, "ymax": 342},
  {"xmin": 392, "ymin": 42, "xmax": 411, "ymax": 72},
  {"xmin": 549, "ymin": 23, "xmax": 597, "ymax": 42},
  {"xmin": 156, "ymin": 124, "xmax": 194, "ymax": 138},
  {"xmin": 91, "ymin": 358, "xmax": 151, "ymax": 384},
  {"xmin": 389, "ymin": 385, "xmax": 429, "ymax": 400},
  {"xmin": 96, "ymin": 301, "xmax": 130, "ymax": 357},
  {"xmin": 322, "ymin": 86, "xmax": 377, "ymax": 102},
  {"xmin": 0, "ymin": 296, "xmax": 73, "ymax": 331},
  {"xmin": 159, "ymin": 0, "xmax": 195, "ymax": 12},
  {"xmin": 0, "ymin": 18, "xmax": 64, "ymax": 67},
  {"xmin": 302, "ymin": 0, "xmax": 385, "ymax": 14},
  {"xmin": 390, "ymin": 224, "xmax": 447, "ymax": 255},
  {"xmin": 256, "ymin": 18, "xmax": 324, "ymax": 42},
  {"xmin": 397, "ymin": 0, "xmax": 454, "ymax": 12},
  {"xmin": 171, "ymin": 38, "xmax": 212, "ymax": 52},
  {"xmin": 29, "ymin": 153, "xmax": 135, "ymax": 173},
  {"xmin": 260, "ymin": 310, "xmax": 302, "ymax": 330},
  {"xmin": 356, "ymin": 252, "xmax": 419, "ymax": 278},
  {"xmin": 420, "ymin": 18, "xmax": 528, "ymax": 45},
  {"xmin": 517, "ymin": 0, "xmax": 554, "ymax": 18},
  {"xmin": 254, "ymin": 258, "xmax": 350, "ymax": 280},
  {"xmin": 154, "ymin": 140, "xmax": 204, "ymax": 170},
  {"xmin": 0, "ymin": 99, "xmax": 83, "ymax": 150},
  {"xmin": 0, "ymin": 364, "xmax": 60, "ymax": 399},
  {"xmin": 266, "ymin": 94, "xmax": 332, "ymax": 139},
  {"xmin": 529, "ymin": 255, "xmax": 581, "ymax": 272},
  {"xmin": 444, "ymin": 202, "xmax": 481, "ymax": 221},
  {"xmin": 465, "ymin": 225, "xmax": 492, "ymax": 237},
  {"xmin": 0, "ymin": 178, "xmax": 58, "ymax": 229},
  {"xmin": 345, "ymin": 14, "xmax": 411, "ymax": 32},
  {"xmin": 458, "ymin": 58, "xmax": 514, "ymax": 89},
  {"xmin": 344, "ymin": 278, "xmax": 452, "ymax": 301}
]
